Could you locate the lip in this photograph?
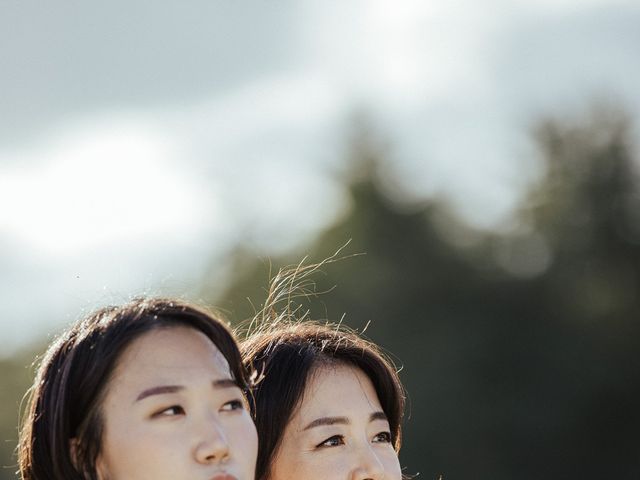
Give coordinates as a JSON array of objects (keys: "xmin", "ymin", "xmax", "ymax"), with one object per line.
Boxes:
[{"xmin": 210, "ymin": 474, "xmax": 237, "ymax": 480}]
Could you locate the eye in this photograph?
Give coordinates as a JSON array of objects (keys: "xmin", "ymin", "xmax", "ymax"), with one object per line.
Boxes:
[
  {"xmin": 316, "ymin": 435, "xmax": 345, "ymax": 448},
  {"xmin": 372, "ymin": 431, "xmax": 392, "ymax": 443},
  {"xmin": 153, "ymin": 405, "xmax": 185, "ymax": 417},
  {"xmin": 220, "ymin": 399, "xmax": 244, "ymax": 412}
]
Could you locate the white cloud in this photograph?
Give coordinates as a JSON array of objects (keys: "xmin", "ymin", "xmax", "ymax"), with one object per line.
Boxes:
[
  {"xmin": 2, "ymin": 0, "xmax": 640, "ymax": 352},
  {"xmin": 0, "ymin": 113, "xmax": 217, "ymax": 256}
]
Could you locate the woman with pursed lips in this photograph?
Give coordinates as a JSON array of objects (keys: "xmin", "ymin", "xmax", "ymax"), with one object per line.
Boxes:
[
  {"xmin": 241, "ymin": 322, "xmax": 405, "ymax": 480},
  {"xmin": 19, "ymin": 298, "xmax": 258, "ymax": 480}
]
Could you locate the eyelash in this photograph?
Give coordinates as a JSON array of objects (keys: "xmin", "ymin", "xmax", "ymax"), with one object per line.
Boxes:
[
  {"xmin": 315, "ymin": 431, "xmax": 392, "ymax": 448},
  {"xmin": 154, "ymin": 405, "xmax": 185, "ymax": 417},
  {"xmin": 373, "ymin": 431, "xmax": 392, "ymax": 443},
  {"xmin": 152, "ymin": 399, "xmax": 244, "ymax": 418},
  {"xmin": 316, "ymin": 435, "xmax": 344, "ymax": 448},
  {"xmin": 221, "ymin": 399, "xmax": 245, "ymax": 412}
]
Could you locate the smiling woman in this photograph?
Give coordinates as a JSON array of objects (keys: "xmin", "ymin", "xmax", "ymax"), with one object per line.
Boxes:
[
  {"xmin": 241, "ymin": 322, "xmax": 405, "ymax": 480},
  {"xmin": 18, "ymin": 298, "xmax": 257, "ymax": 480},
  {"xmin": 237, "ymin": 254, "xmax": 406, "ymax": 480}
]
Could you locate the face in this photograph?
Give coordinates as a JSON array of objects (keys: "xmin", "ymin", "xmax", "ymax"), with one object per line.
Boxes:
[
  {"xmin": 268, "ymin": 364, "xmax": 402, "ymax": 480},
  {"xmin": 96, "ymin": 326, "xmax": 258, "ymax": 480}
]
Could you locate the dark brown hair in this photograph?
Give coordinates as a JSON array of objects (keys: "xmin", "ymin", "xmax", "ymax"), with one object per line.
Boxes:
[
  {"xmin": 241, "ymin": 322, "xmax": 405, "ymax": 480},
  {"xmin": 18, "ymin": 297, "xmax": 247, "ymax": 480}
]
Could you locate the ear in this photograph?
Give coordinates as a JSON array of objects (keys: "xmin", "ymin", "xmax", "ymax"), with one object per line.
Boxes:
[
  {"xmin": 70, "ymin": 438, "xmax": 107, "ymax": 480},
  {"xmin": 94, "ymin": 447, "xmax": 108, "ymax": 480},
  {"xmin": 69, "ymin": 438, "xmax": 80, "ymax": 470}
]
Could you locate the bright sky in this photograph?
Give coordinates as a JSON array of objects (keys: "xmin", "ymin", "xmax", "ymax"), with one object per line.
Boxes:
[{"xmin": 1, "ymin": 0, "xmax": 639, "ymax": 355}]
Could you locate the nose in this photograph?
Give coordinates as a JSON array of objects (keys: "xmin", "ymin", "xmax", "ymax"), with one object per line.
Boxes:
[
  {"xmin": 350, "ymin": 444, "xmax": 386, "ymax": 480},
  {"xmin": 194, "ymin": 415, "xmax": 231, "ymax": 465}
]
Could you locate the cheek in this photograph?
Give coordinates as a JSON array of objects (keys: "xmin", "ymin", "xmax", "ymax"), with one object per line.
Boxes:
[
  {"xmin": 302, "ymin": 455, "xmax": 352, "ymax": 480},
  {"xmin": 229, "ymin": 414, "xmax": 259, "ymax": 470},
  {"xmin": 99, "ymin": 419, "xmax": 184, "ymax": 478},
  {"xmin": 270, "ymin": 449, "xmax": 349, "ymax": 480},
  {"xmin": 379, "ymin": 449, "xmax": 403, "ymax": 480}
]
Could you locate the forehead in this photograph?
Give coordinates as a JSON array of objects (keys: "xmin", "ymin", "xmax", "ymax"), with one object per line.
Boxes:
[
  {"xmin": 110, "ymin": 326, "xmax": 232, "ymax": 385},
  {"xmin": 294, "ymin": 364, "xmax": 383, "ymax": 422}
]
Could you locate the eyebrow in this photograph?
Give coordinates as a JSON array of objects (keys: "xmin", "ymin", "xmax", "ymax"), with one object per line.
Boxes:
[
  {"xmin": 135, "ymin": 378, "xmax": 239, "ymax": 402},
  {"xmin": 370, "ymin": 411, "xmax": 388, "ymax": 422},
  {"xmin": 303, "ymin": 411, "xmax": 388, "ymax": 431}
]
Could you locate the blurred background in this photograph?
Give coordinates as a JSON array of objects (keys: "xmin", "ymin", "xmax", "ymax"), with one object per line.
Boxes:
[{"xmin": 2, "ymin": 1, "xmax": 640, "ymax": 478}]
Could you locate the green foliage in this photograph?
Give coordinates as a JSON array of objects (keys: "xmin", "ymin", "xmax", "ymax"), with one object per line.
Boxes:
[
  {"xmin": 2, "ymin": 106, "xmax": 639, "ymax": 479},
  {"xmin": 212, "ymin": 107, "xmax": 640, "ymax": 479},
  {"xmin": 0, "ymin": 350, "xmax": 39, "ymax": 480}
]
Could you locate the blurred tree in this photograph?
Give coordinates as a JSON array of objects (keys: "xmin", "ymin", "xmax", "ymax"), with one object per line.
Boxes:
[
  {"xmin": 209, "ymin": 106, "xmax": 640, "ymax": 479},
  {"xmin": 0, "ymin": 349, "xmax": 38, "ymax": 480},
  {"xmin": 1, "ymin": 105, "xmax": 638, "ymax": 479}
]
